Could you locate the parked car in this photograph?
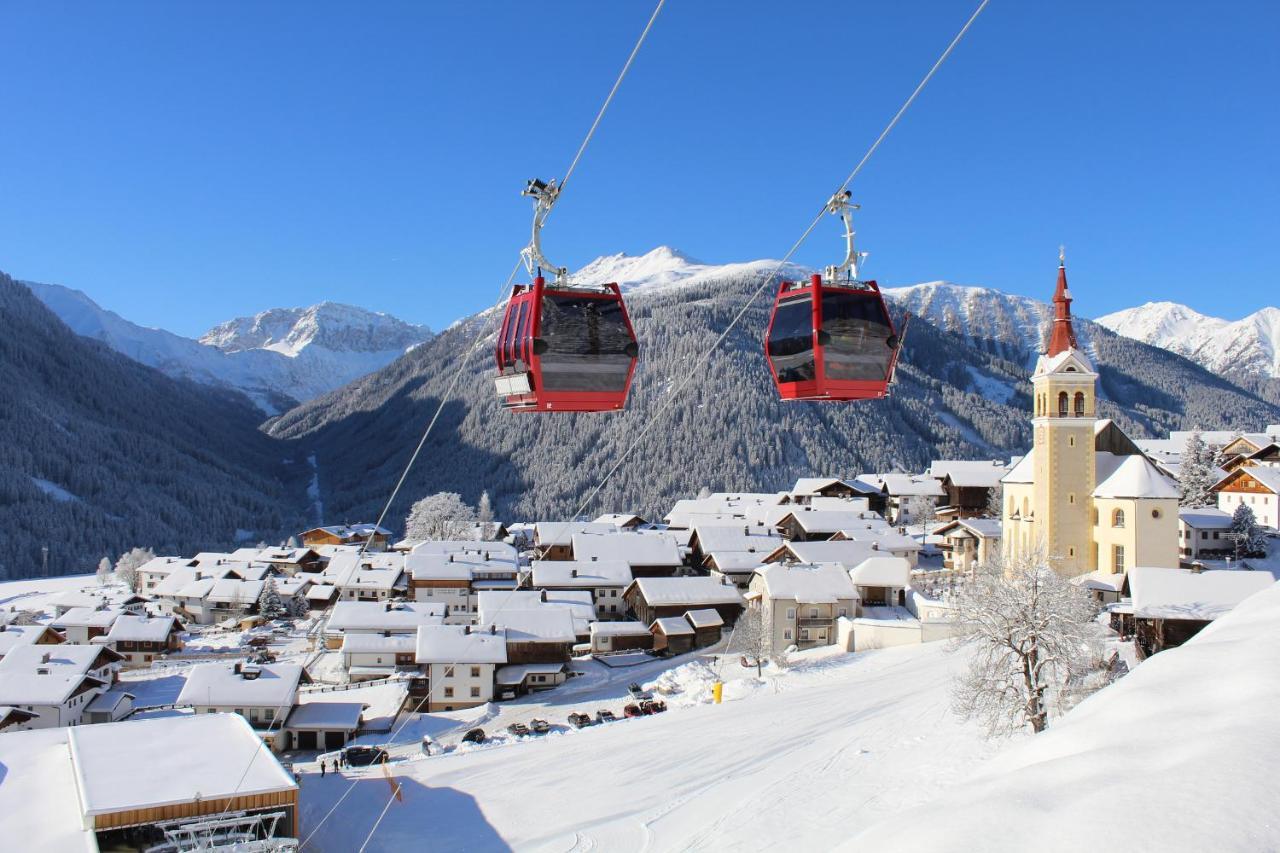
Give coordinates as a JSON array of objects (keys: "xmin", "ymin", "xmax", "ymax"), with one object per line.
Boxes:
[
  {"xmin": 595, "ymin": 709, "xmax": 617, "ymax": 723},
  {"xmin": 507, "ymin": 723, "xmax": 530, "ymax": 737},
  {"xmin": 639, "ymin": 699, "xmax": 668, "ymax": 715},
  {"xmin": 342, "ymin": 746, "xmax": 389, "ymax": 766},
  {"xmin": 567, "ymin": 713, "xmax": 594, "ymax": 729},
  {"xmin": 245, "ymin": 636, "xmax": 271, "ymax": 648},
  {"xmin": 461, "ymin": 728, "xmax": 486, "ymax": 744},
  {"xmin": 627, "ymin": 682, "xmax": 653, "ymax": 701},
  {"xmin": 530, "ymin": 719, "xmax": 550, "ymax": 735},
  {"xmin": 623, "ymin": 703, "xmax": 643, "ymax": 718}
]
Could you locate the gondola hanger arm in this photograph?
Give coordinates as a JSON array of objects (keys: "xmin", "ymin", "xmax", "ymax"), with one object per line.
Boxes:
[
  {"xmin": 521, "ymin": 178, "xmax": 569, "ymax": 283},
  {"xmin": 823, "ymin": 190, "xmax": 870, "ymax": 285}
]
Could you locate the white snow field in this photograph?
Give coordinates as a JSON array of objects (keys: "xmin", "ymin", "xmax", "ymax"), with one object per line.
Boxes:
[
  {"xmin": 300, "ymin": 642, "xmax": 1002, "ymax": 852},
  {"xmin": 851, "ymin": 580, "xmax": 1280, "ymax": 852}
]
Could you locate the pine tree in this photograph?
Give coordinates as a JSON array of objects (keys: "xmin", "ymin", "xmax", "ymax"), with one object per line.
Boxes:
[
  {"xmin": 1230, "ymin": 503, "xmax": 1267, "ymax": 558},
  {"xmin": 258, "ymin": 577, "xmax": 287, "ymax": 620},
  {"xmin": 1179, "ymin": 431, "xmax": 1217, "ymax": 508},
  {"xmin": 289, "ymin": 593, "xmax": 311, "ymax": 619}
]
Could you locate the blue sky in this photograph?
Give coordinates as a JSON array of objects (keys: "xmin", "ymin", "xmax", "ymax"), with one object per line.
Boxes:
[{"xmin": 1, "ymin": 1, "xmax": 1276, "ymax": 337}]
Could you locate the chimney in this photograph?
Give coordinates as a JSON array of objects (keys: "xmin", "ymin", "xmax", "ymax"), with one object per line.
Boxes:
[
  {"xmin": 41, "ymin": 652, "xmax": 51, "ymax": 664},
  {"xmin": 489, "ymin": 624, "xmax": 496, "ymax": 634},
  {"xmin": 540, "ymin": 590, "xmax": 547, "ymax": 602},
  {"xmin": 570, "ymin": 569, "xmax": 578, "ymax": 578},
  {"xmin": 464, "ymin": 625, "xmax": 472, "ymax": 634}
]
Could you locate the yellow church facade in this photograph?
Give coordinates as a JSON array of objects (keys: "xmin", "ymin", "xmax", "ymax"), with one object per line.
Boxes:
[{"xmin": 1001, "ymin": 258, "xmax": 1179, "ymax": 578}]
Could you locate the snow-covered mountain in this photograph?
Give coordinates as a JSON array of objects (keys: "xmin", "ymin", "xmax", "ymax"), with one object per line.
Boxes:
[
  {"xmin": 24, "ymin": 282, "xmax": 432, "ymax": 412},
  {"xmin": 1096, "ymin": 301, "xmax": 1280, "ymax": 380},
  {"xmin": 572, "ymin": 246, "xmax": 808, "ymax": 294}
]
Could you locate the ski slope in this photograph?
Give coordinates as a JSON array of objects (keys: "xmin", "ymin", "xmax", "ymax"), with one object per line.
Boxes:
[{"xmin": 300, "ymin": 642, "xmax": 999, "ymax": 852}]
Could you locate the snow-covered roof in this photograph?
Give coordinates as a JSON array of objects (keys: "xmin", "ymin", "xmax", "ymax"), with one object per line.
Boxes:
[
  {"xmin": 1092, "ymin": 455, "xmax": 1180, "ymax": 499},
  {"xmin": 1214, "ymin": 465, "xmax": 1280, "ymax": 495},
  {"xmin": 589, "ymin": 620, "xmax": 653, "ymax": 638},
  {"xmin": 0, "ymin": 671, "xmax": 105, "ymax": 706},
  {"xmin": 854, "ymin": 474, "xmax": 946, "ymax": 498},
  {"xmin": 770, "ymin": 540, "xmax": 879, "ymax": 568},
  {"xmin": 105, "ymin": 614, "xmax": 178, "ymax": 643},
  {"xmin": 837, "ymin": 528, "xmax": 923, "ymax": 553},
  {"xmin": 572, "ymin": 532, "xmax": 682, "ymax": 566},
  {"xmin": 204, "ymin": 578, "xmax": 266, "ymax": 605},
  {"xmin": 0, "ymin": 625, "xmax": 60, "ymax": 657},
  {"xmin": 308, "ymin": 523, "xmax": 392, "ymax": 538},
  {"xmin": 755, "ymin": 563, "xmax": 857, "ymax": 604},
  {"xmin": 1032, "ymin": 346, "xmax": 1095, "ymax": 376},
  {"xmin": 285, "ymin": 701, "xmax": 363, "ymax": 731},
  {"xmin": 134, "ymin": 555, "xmax": 190, "ymax": 576},
  {"xmin": 0, "ymin": 643, "xmax": 118, "ymax": 678},
  {"xmin": 415, "ymin": 625, "xmax": 508, "ymax": 664},
  {"xmin": 1129, "ymin": 567, "xmax": 1273, "ymax": 620},
  {"xmin": 926, "ymin": 460, "xmax": 1010, "ymax": 488},
  {"xmin": 684, "ymin": 609, "xmax": 724, "ymax": 629},
  {"xmin": 535, "ymin": 522, "xmax": 617, "ymax": 546},
  {"xmin": 85, "ymin": 688, "xmax": 133, "ymax": 714},
  {"xmin": 651, "ymin": 617, "xmax": 695, "ymax": 636},
  {"xmin": 325, "ymin": 601, "xmax": 445, "ymax": 633},
  {"xmin": 1001, "ymin": 449, "xmax": 1035, "ymax": 485},
  {"xmin": 848, "ymin": 557, "xmax": 912, "ymax": 588},
  {"xmin": 706, "ymin": 552, "xmax": 767, "ymax": 572},
  {"xmin": 629, "ymin": 578, "xmax": 745, "ymax": 607},
  {"xmin": 480, "ymin": 607, "xmax": 578, "ymax": 643},
  {"xmin": 593, "ymin": 513, "xmax": 648, "ymax": 528},
  {"xmin": 780, "ymin": 509, "xmax": 886, "ymax": 534},
  {"xmin": 306, "ymin": 583, "xmax": 338, "ymax": 601},
  {"xmin": 530, "ymin": 560, "xmax": 633, "ymax": 588},
  {"xmin": 496, "ymin": 663, "xmax": 567, "ymax": 685},
  {"xmin": 934, "ymin": 518, "xmax": 1004, "ymax": 539},
  {"xmin": 691, "ymin": 525, "xmax": 782, "ymax": 556},
  {"xmin": 340, "ymin": 633, "xmax": 416, "ymax": 654},
  {"xmin": 1071, "ymin": 570, "xmax": 1127, "ymax": 593},
  {"xmin": 1178, "ymin": 507, "xmax": 1233, "ymax": 529},
  {"xmin": 177, "ymin": 662, "xmax": 303, "ymax": 709},
  {"xmin": 51, "ymin": 607, "xmax": 121, "ymax": 629},
  {"xmin": 791, "ymin": 478, "xmax": 861, "ymax": 496}
]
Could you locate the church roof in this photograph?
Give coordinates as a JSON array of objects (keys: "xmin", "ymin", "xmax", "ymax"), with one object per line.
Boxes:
[
  {"xmin": 1001, "ymin": 449, "xmax": 1035, "ymax": 485},
  {"xmin": 1092, "ymin": 455, "xmax": 1180, "ymax": 500},
  {"xmin": 1047, "ymin": 258, "xmax": 1080, "ymax": 356}
]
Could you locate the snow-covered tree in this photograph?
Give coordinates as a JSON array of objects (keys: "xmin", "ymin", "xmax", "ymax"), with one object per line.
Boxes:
[
  {"xmin": 1230, "ymin": 503, "xmax": 1267, "ymax": 558},
  {"xmin": 950, "ymin": 551, "xmax": 1099, "ymax": 736},
  {"xmin": 96, "ymin": 557, "xmax": 111, "ymax": 587},
  {"xmin": 730, "ymin": 607, "xmax": 780, "ymax": 677},
  {"xmin": 114, "ymin": 547, "xmax": 154, "ymax": 594},
  {"xmin": 290, "ymin": 594, "xmax": 311, "ymax": 619},
  {"xmin": 258, "ymin": 577, "xmax": 287, "ymax": 620},
  {"xmin": 404, "ymin": 492, "xmax": 476, "ymax": 541},
  {"xmin": 983, "ymin": 484, "xmax": 1004, "ymax": 519},
  {"xmin": 1179, "ymin": 431, "xmax": 1217, "ymax": 508},
  {"xmin": 477, "ymin": 491, "xmax": 496, "ymax": 541}
]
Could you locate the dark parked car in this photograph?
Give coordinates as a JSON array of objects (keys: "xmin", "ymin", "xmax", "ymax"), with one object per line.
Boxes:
[
  {"xmin": 507, "ymin": 723, "xmax": 530, "ymax": 737},
  {"xmin": 530, "ymin": 719, "xmax": 550, "ymax": 735},
  {"xmin": 462, "ymin": 728, "xmax": 486, "ymax": 744},
  {"xmin": 596, "ymin": 709, "xmax": 617, "ymax": 723},
  {"xmin": 343, "ymin": 746, "xmax": 389, "ymax": 766},
  {"xmin": 639, "ymin": 699, "xmax": 668, "ymax": 715},
  {"xmin": 567, "ymin": 713, "xmax": 594, "ymax": 729}
]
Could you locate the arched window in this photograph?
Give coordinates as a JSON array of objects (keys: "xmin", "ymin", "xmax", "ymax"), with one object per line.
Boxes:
[
  {"xmin": 1058, "ymin": 392, "xmax": 1069, "ymax": 416},
  {"xmin": 1074, "ymin": 392, "xmax": 1086, "ymax": 417},
  {"xmin": 1112, "ymin": 508, "xmax": 1125, "ymax": 528},
  {"xmin": 1022, "ymin": 497, "xmax": 1030, "ymax": 517}
]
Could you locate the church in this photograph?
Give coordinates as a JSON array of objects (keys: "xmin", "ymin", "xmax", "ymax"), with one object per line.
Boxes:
[{"xmin": 1001, "ymin": 255, "xmax": 1180, "ymax": 577}]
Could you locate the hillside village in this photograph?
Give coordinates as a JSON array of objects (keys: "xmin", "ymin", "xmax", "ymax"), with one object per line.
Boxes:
[{"xmin": 0, "ymin": 269, "xmax": 1277, "ymax": 849}]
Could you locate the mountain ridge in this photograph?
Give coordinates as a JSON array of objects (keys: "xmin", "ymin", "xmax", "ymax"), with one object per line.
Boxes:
[{"xmin": 1097, "ymin": 300, "xmax": 1280, "ymax": 380}]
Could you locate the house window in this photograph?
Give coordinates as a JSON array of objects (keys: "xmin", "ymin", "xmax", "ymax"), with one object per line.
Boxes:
[
  {"xmin": 443, "ymin": 687, "xmax": 454, "ymax": 698},
  {"xmin": 1152, "ymin": 508, "xmax": 1161, "ymax": 519},
  {"xmin": 470, "ymin": 686, "xmax": 481, "ymax": 698},
  {"xmin": 1113, "ymin": 545, "xmax": 1126, "ymax": 573},
  {"xmin": 265, "ymin": 708, "xmax": 274, "ymax": 721},
  {"xmin": 786, "ymin": 608, "xmax": 796, "ymax": 620},
  {"xmin": 809, "ymin": 608, "xmax": 819, "ymax": 618},
  {"xmin": 470, "ymin": 666, "xmax": 481, "ymax": 678},
  {"xmin": 1112, "ymin": 509, "xmax": 1125, "ymax": 528},
  {"xmin": 838, "ymin": 608, "xmax": 847, "ymax": 618},
  {"xmin": 443, "ymin": 666, "xmax": 455, "ymax": 678},
  {"xmin": 1068, "ymin": 547, "xmax": 1075, "ymax": 557},
  {"xmin": 783, "ymin": 629, "xmax": 792, "ymax": 640}
]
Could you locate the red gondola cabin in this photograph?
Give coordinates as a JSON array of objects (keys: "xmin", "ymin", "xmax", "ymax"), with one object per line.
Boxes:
[
  {"xmin": 765, "ymin": 273, "xmax": 901, "ymax": 402},
  {"xmin": 495, "ymin": 276, "xmax": 640, "ymax": 412}
]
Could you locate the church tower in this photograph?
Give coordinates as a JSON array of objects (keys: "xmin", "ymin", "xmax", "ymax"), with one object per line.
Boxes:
[{"xmin": 1028, "ymin": 250, "xmax": 1097, "ymax": 576}]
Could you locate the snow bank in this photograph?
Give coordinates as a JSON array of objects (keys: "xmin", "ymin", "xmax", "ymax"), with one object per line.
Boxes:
[{"xmin": 850, "ymin": 580, "xmax": 1280, "ymax": 852}]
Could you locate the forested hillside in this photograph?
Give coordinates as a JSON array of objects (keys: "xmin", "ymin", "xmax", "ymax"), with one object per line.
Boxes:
[
  {"xmin": 268, "ymin": 267, "xmax": 1280, "ymax": 526},
  {"xmin": 0, "ymin": 273, "xmax": 310, "ymax": 578}
]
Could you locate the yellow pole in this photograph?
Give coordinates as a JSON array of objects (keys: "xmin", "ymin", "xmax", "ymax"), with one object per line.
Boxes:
[{"xmin": 712, "ymin": 681, "xmax": 723, "ymax": 704}]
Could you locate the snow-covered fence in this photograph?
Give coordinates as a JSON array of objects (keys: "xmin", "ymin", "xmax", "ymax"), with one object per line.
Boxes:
[{"xmin": 300, "ymin": 674, "xmax": 406, "ymax": 694}]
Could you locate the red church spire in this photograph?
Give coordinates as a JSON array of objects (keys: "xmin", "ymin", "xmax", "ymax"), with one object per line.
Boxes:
[{"xmin": 1046, "ymin": 245, "xmax": 1079, "ymax": 356}]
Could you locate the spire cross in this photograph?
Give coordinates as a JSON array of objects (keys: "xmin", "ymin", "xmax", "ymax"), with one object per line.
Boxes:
[{"xmin": 1059, "ymin": 244, "xmax": 1065, "ymax": 265}]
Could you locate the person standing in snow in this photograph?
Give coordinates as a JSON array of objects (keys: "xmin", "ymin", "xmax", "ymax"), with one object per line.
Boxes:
[{"xmin": 321, "ymin": 761, "xmax": 326, "ymax": 778}]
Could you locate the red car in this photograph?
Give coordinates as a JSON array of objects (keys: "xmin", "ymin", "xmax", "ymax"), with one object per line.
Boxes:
[{"xmin": 623, "ymin": 703, "xmax": 643, "ymax": 718}]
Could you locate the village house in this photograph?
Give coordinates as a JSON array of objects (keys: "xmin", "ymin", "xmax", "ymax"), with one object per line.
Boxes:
[
  {"xmin": 533, "ymin": 521, "xmax": 617, "ymax": 559},
  {"xmin": 0, "ymin": 707, "xmax": 39, "ymax": 731},
  {"xmin": 848, "ymin": 556, "xmax": 913, "ymax": 608},
  {"xmin": 134, "ymin": 555, "xmax": 192, "ymax": 593},
  {"xmin": 830, "ymin": 527, "xmax": 923, "ymax": 566},
  {"xmin": 305, "ymin": 582, "xmax": 339, "ymax": 610},
  {"xmin": 103, "ymin": 613, "xmax": 184, "ymax": 666},
  {"xmin": 1178, "ymin": 507, "xmax": 1236, "ymax": 561},
  {"xmin": 748, "ymin": 563, "xmax": 858, "ymax": 653},
  {"xmin": 530, "ymin": 559, "xmax": 634, "ymax": 618},
  {"xmin": 926, "ymin": 460, "xmax": 1009, "ymax": 519},
  {"xmin": 319, "ymin": 551, "xmax": 407, "ymax": 602},
  {"xmin": 414, "ymin": 624, "xmax": 508, "ymax": 711},
  {"xmin": 340, "ymin": 633, "xmax": 417, "ymax": 681},
  {"xmin": 588, "ymin": 620, "xmax": 654, "ymax": 654},
  {"xmin": 763, "ymin": 539, "xmax": 879, "ymax": 571},
  {"xmin": 0, "ymin": 713, "xmax": 299, "ymax": 851},
  {"xmin": 853, "ymin": 473, "xmax": 946, "ymax": 524},
  {"xmin": 478, "ymin": 604, "xmax": 578, "ymax": 664},
  {"xmin": 478, "ymin": 589, "xmax": 595, "ymax": 639},
  {"xmin": 0, "ymin": 623, "xmax": 65, "ymax": 661},
  {"xmin": 84, "ymin": 687, "xmax": 135, "ymax": 724},
  {"xmin": 705, "ymin": 552, "xmax": 767, "ymax": 590},
  {"xmin": 624, "ymin": 577, "xmax": 745, "ymax": 627},
  {"xmin": 0, "ymin": 643, "xmax": 124, "ymax": 729},
  {"xmin": 300, "ymin": 523, "xmax": 392, "ymax": 551},
  {"xmin": 688, "ymin": 523, "xmax": 783, "ymax": 569},
  {"xmin": 775, "ymin": 508, "xmax": 877, "ymax": 542},
  {"xmin": 933, "ymin": 517, "xmax": 1003, "ymax": 573},
  {"xmin": 50, "ymin": 606, "xmax": 121, "ymax": 644},
  {"xmin": 593, "ymin": 513, "xmax": 649, "ymax": 529},
  {"xmin": 789, "ymin": 478, "xmax": 870, "ymax": 500},
  {"xmin": 407, "ymin": 543, "xmax": 520, "ymax": 622},
  {"xmin": 571, "ymin": 531, "xmax": 685, "ymax": 577},
  {"xmin": 282, "ymin": 701, "xmax": 364, "ymax": 751},
  {"xmin": 177, "ymin": 661, "xmax": 309, "ymax": 751},
  {"xmin": 1122, "ymin": 566, "xmax": 1274, "ymax": 659},
  {"xmin": 496, "ymin": 662, "xmax": 570, "ymax": 700},
  {"xmin": 684, "ymin": 608, "xmax": 725, "ymax": 647},
  {"xmin": 323, "ymin": 600, "xmax": 446, "ymax": 649},
  {"xmin": 1212, "ymin": 465, "xmax": 1280, "ymax": 530},
  {"xmin": 650, "ymin": 617, "xmax": 697, "ymax": 655}
]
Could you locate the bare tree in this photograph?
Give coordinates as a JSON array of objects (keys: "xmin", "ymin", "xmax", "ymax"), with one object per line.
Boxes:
[
  {"xmin": 95, "ymin": 557, "xmax": 111, "ymax": 587},
  {"xmin": 114, "ymin": 547, "xmax": 154, "ymax": 594},
  {"xmin": 404, "ymin": 492, "xmax": 477, "ymax": 541},
  {"xmin": 729, "ymin": 607, "xmax": 782, "ymax": 677},
  {"xmin": 950, "ymin": 550, "xmax": 1099, "ymax": 736},
  {"xmin": 983, "ymin": 484, "xmax": 1004, "ymax": 519},
  {"xmin": 477, "ymin": 491, "xmax": 496, "ymax": 541}
]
